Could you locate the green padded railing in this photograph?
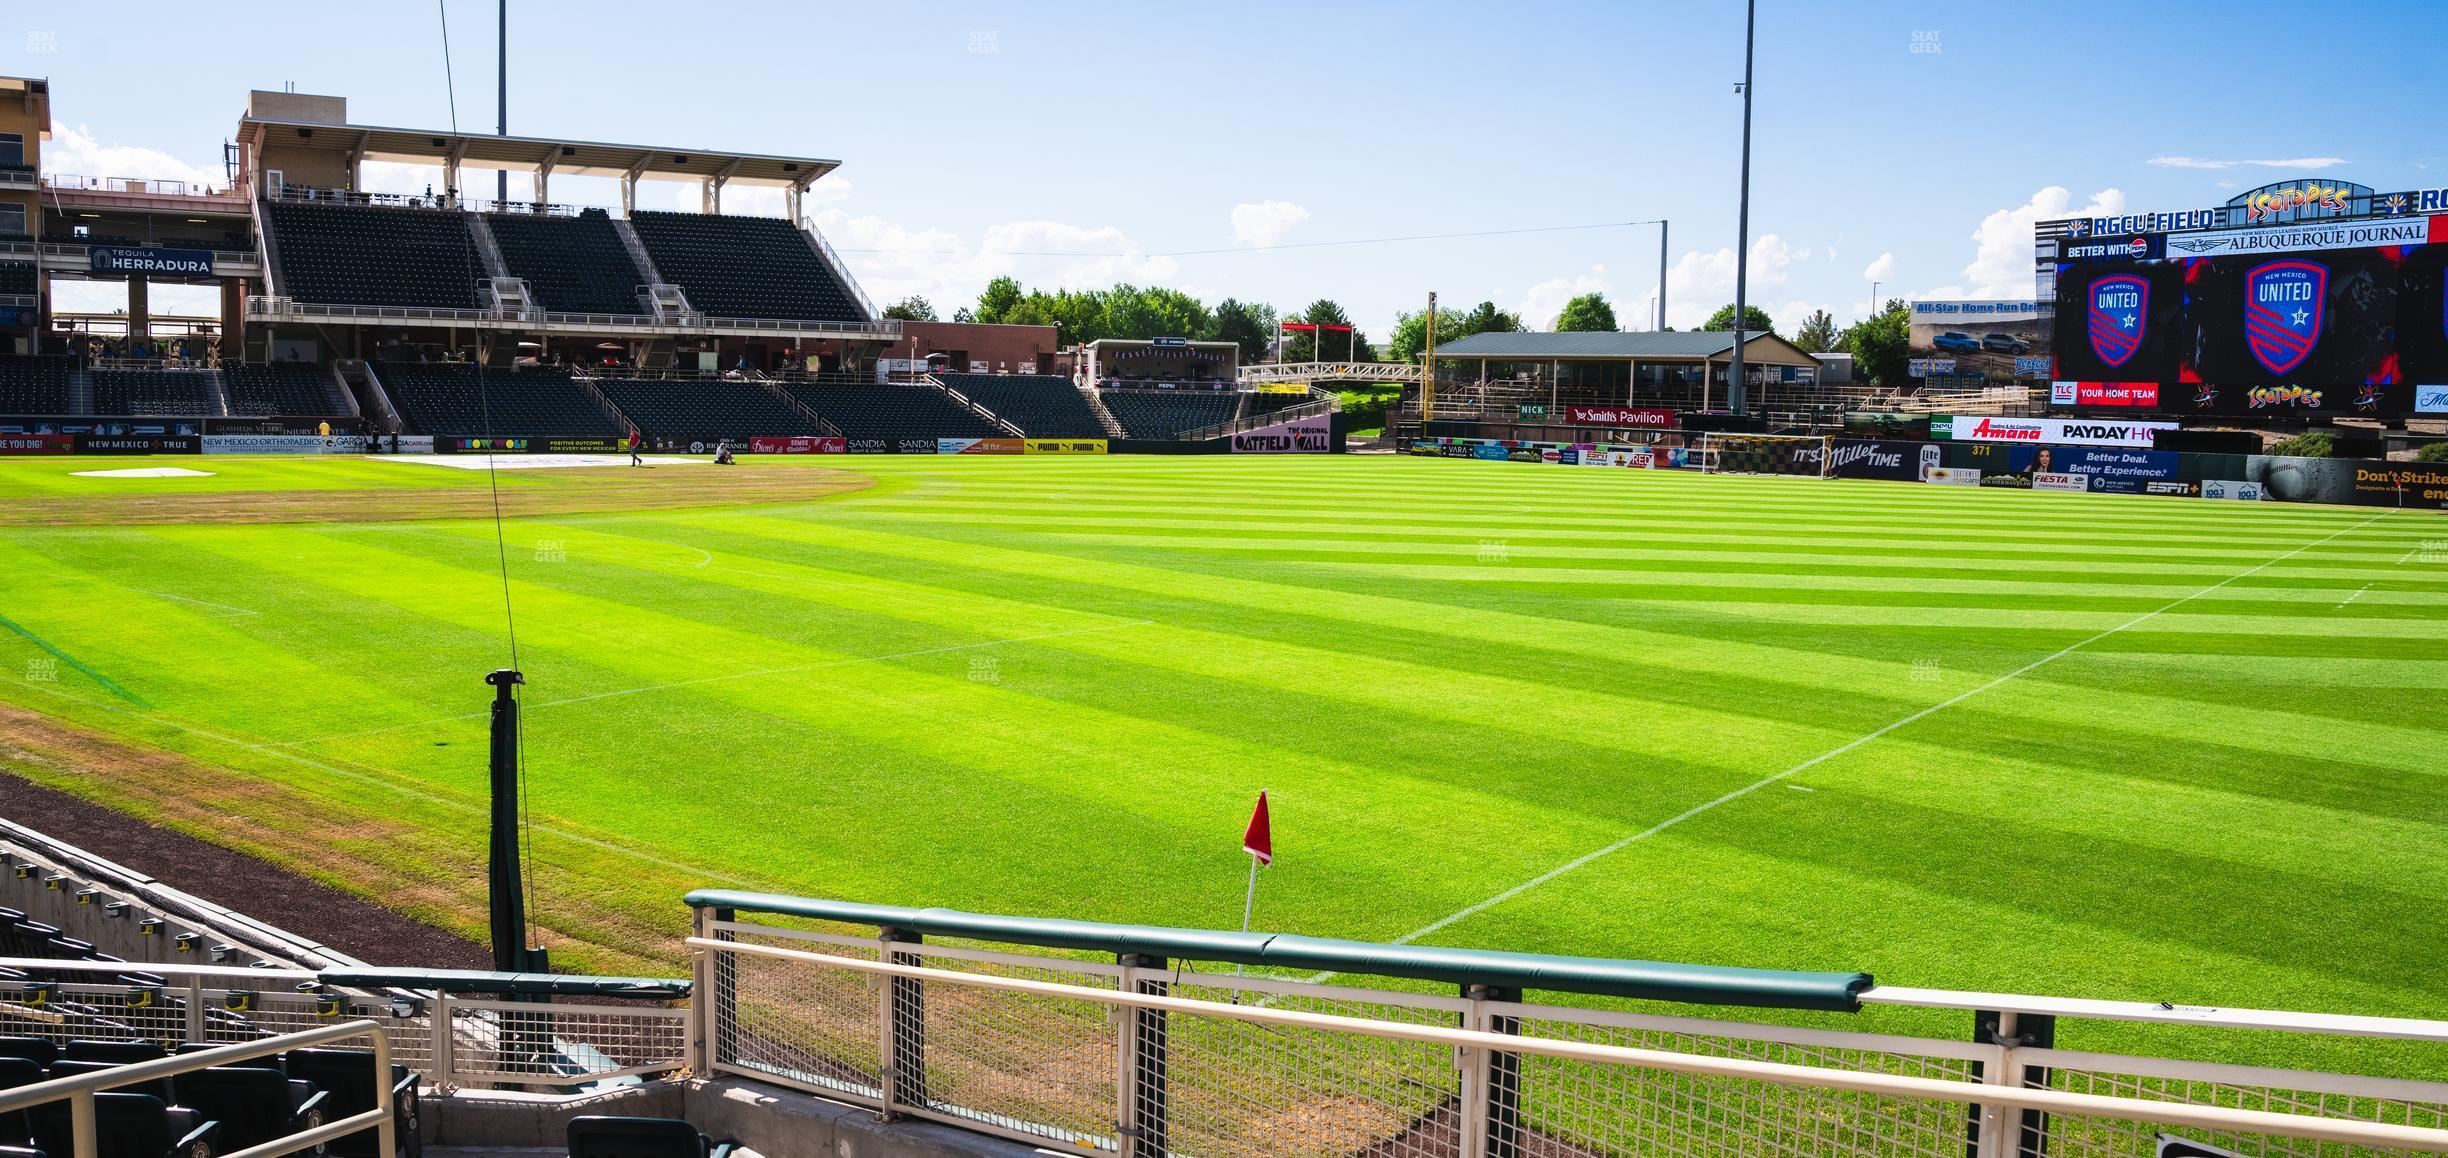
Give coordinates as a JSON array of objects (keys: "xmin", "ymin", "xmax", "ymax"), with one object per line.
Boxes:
[{"xmin": 685, "ymin": 889, "xmax": 1872, "ymax": 1013}]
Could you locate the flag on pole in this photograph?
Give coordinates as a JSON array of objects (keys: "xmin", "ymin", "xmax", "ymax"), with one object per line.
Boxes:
[{"xmin": 1242, "ymin": 791, "xmax": 1272, "ymax": 866}]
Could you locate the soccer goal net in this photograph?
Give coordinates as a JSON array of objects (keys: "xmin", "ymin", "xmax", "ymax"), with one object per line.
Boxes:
[{"xmin": 1694, "ymin": 433, "xmax": 1835, "ymax": 478}]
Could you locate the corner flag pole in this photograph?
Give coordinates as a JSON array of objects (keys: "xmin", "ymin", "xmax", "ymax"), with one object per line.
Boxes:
[{"xmin": 1236, "ymin": 789, "xmax": 1272, "ymax": 977}]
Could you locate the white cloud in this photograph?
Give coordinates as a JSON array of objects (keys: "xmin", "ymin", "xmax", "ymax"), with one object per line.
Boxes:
[
  {"xmin": 811, "ymin": 209, "xmax": 1179, "ymax": 311},
  {"xmin": 1229, "ymin": 200, "xmax": 1310, "ymax": 248},
  {"xmin": 1662, "ymin": 234, "xmax": 1808, "ymax": 328},
  {"xmin": 1861, "ymin": 252, "xmax": 1896, "ymax": 282},
  {"xmin": 1959, "ymin": 186, "xmax": 2124, "ymax": 299},
  {"xmin": 45, "ymin": 123, "xmax": 220, "ymax": 188},
  {"xmin": 2147, "ymin": 155, "xmax": 2347, "ymax": 171},
  {"xmin": 1517, "ymin": 267, "xmax": 1612, "ymax": 330}
]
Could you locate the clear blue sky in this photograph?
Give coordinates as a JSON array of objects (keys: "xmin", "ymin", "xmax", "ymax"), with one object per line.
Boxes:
[{"xmin": 19, "ymin": 0, "xmax": 2448, "ymax": 337}]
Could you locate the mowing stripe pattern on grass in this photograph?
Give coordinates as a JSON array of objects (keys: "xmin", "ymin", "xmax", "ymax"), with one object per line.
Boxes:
[{"xmin": 0, "ymin": 454, "xmax": 2442, "ymax": 1073}]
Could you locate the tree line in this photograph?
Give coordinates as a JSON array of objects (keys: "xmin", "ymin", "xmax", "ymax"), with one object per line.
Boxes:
[{"xmin": 881, "ymin": 281, "xmax": 1917, "ymax": 384}]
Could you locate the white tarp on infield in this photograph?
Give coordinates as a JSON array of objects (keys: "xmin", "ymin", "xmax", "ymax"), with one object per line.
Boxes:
[
  {"xmin": 70, "ymin": 467, "xmax": 217, "ymax": 478},
  {"xmin": 373, "ymin": 454, "xmax": 709, "ymax": 471}
]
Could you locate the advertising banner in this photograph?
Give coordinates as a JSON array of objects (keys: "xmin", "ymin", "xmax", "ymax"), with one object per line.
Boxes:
[
  {"xmin": 442, "ymin": 436, "xmax": 632, "ymax": 454},
  {"xmin": 73, "ymin": 434, "xmax": 201, "ymax": 454},
  {"xmin": 1472, "ymin": 443, "xmax": 1510, "ymax": 461},
  {"xmin": 2050, "ymin": 380, "xmax": 2162, "ymax": 407},
  {"xmin": 2417, "ymin": 384, "xmax": 2448, "ymax": 414},
  {"xmin": 2200, "ymin": 479, "xmax": 2266, "ymax": 500},
  {"xmin": 2032, "ymin": 472, "xmax": 2090, "ymax": 492},
  {"xmin": 844, "ymin": 438, "xmax": 892, "ymax": 453},
  {"xmin": 748, "ymin": 436, "xmax": 847, "ymax": 454},
  {"xmin": 1562, "ymin": 405, "xmax": 1678, "ymax": 429},
  {"xmin": 200, "ymin": 434, "xmax": 370, "ymax": 454},
  {"xmin": 1824, "ymin": 438, "xmax": 1940, "ymax": 482},
  {"xmin": 896, "ymin": 438, "xmax": 939, "ymax": 454},
  {"xmin": 1932, "ymin": 415, "xmax": 2178, "ymax": 447},
  {"xmin": 2245, "ymin": 456, "xmax": 2448, "ymax": 509},
  {"xmin": 1230, "ymin": 416, "xmax": 1330, "ymax": 453},
  {"xmin": 1924, "ymin": 466, "xmax": 1981, "ymax": 485},
  {"xmin": 1910, "ymin": 300, "xmax": 2042, "ymax": 386},
  {"xmin": 2161, "ymin": 217, "xmax": 2432, "ymax": 260},
  {"xmin": 89, "ymin": 246, "xmax": 215, "ymax": 276},
  {"xmin": 0, "ymin": 434, "xmax": 73, "ymax": 456},
  {"xmin": 2051, "ymin": 446, "xmax": 2181, "ymax": 495},
  {"xmin": 939, "ymin": 437, "xmax": 1024, "ymax": 454},
  {"xmin": 1024, "ymin": 438, "xmax": 1109, "ymax": 455}
]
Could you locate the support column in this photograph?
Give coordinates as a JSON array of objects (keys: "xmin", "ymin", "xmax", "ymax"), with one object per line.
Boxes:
[
  {"xmin": 126, "ymin": 276, "xmax": 150, "ymax": 346},
  {"xmin": 220, "ymin": 279, "xmax": 244, "ymax": 361},
  {"xmin": 1117, "ymin": 954, "xmax": 1168, "ymax": 1157},
  {"xmin": 1464, "ymin": 984, "xmax": 1522, "ymax": 1158},
  {"xmin": 879, "ymin": 928, "xmax": 926, "ymax": 1115},
  {"xmin": 1968, "ymin": 1010, "xmax": 2055, "ymax": 1158},
  {"xmin": 702, "ymin": 177, "xmax": 721, "ymax": 215}
]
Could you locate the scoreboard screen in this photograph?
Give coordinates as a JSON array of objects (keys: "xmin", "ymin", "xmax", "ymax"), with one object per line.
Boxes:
[{"xmin": 2047, "ymin": 214, "xmax": 2448, "ymax": 416}]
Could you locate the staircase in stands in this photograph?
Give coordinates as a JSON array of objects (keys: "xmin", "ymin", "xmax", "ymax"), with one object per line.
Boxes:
[{"xmin": 1078, "ymin": 385, "xmax": 1127, "ymax": 439}]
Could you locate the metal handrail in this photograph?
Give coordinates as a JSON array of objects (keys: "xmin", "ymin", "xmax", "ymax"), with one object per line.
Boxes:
[
  {"xmin": 243, "ymin": 295, "xmax": 902, "ymax": 337},
  {"xmin": 692, "ymin": 936, "xmax": 2448, "ymax": 1154},
  {"xmin": 0, "ymin": 1019, "xmax": 396, "ymax": 1158}
]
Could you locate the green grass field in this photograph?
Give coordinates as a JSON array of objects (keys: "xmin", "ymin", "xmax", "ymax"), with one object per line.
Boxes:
[{"xmin": 0, "ymin": 452, "xmax": 2443, "ymax": 1071}]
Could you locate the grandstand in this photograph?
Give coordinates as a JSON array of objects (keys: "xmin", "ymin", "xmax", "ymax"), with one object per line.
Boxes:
[
  {"xmin": 937, "ymin": 374, "xmax": 1107, "ymax": 438},
  {"xmin": 0, "ymin": 354, "xmax": 71, "ymax": 413},
  {"xmin": 225, "ymin": 362, "xmax": 345, "ymax": 415},
  {"xmin": 261, "ymin": 199, "xmax": 485, "ymax": 310},
  {"xmin": 483, "ymin": 210, "xmax": 650, "ymax": 316},
  {"xmin": 375, "ymin": 362, "xmax": 625, "ymax": 437},
  {"xmin": 784, "ymin": 379, "xmax": 1005, "ymax": 440},
  {"xmin": 593, "ymin": 377, "xmax": 829, "ymax": 442},
  {"xmin": 91, "ymin": 368, "xmax": 218, "ymax": 416},
  {"xmin": 1099, "ymin": 389, "xmax": 1239, "ymax": 439},
  {"xmin": 625, "ymin": 210, "xmax": 864, "ymax": 323}
]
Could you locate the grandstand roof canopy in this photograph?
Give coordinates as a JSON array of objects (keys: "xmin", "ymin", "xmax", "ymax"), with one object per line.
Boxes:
[
  {"xmin": 235, "ymin": 116, "xmax": 841, "ymax": 188},
  {"xmin": 1430, "ymin": 330, "xmax": 1817, "ymax": 364}
]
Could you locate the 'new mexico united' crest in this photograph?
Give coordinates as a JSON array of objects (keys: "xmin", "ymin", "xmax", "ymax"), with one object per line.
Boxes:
[
  {"xmin": 2244, "ymin": 259, "xmax": 2326, "ymax": 376},
  {"xmin": 2087, "ymin": 274, "xmax": 2147, "ymax": 368}
]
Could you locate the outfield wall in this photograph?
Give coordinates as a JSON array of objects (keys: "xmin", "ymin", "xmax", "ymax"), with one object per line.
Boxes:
[{"xmin": 1409, "ymin": 434, "xmax": 2448, "ymax": 511}]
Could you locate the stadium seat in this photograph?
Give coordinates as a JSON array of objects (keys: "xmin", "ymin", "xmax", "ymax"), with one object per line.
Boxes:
[
  {"xmin": 224, "ymin": 363, "xmax": 340, "ymax": 416},
  {"xmin": 263, "ymin": 200, "xmax": 485, "ymax": 309},
  {"xmin": 593, "ymin": 378, "xmax": 825, "ymax": 441},
  {"xmin": 0, "ymin": 263, "xmax": 33, "ymax": 296},
  {"xmin": 626, "ymin": 211, "xmax": 864, "ymax": 322},
  {"xmin": 486, "ymin": 213, "xmax": 649, "ymax": 315},
  {"xmin": 91, "ymin": 370, "xmax": 217, "ymax": 417},
  {"xmin": 0, "ymin": 1041, "xmax": 55, "ymax": 1069},
  {"xmin": 27, "ymin": 1092, "xmax": 215, "ymax": 1158},
  {"xmin": 0, "ymin": 356, "xmax": 73, "ymax": 414},
  {"xmin": 375, "ymin": 363, "xmax": 624, "ymax": 438},
  {"xmin": 935, "ymin": 374, "xmax": 1104, "ymax": 437},
  {"xmin": 63, "ymin": 1041, "xmax": 166, "ymax": 1065},
  {"xmin": 781, "ymin": 382, "xmax": 1001, "ymax": 440},
  {"xmin": 566, "ymin": 1115, "xmax": 736, "ymax": 1158},
  {"xmin": 1100, "ymin": 391, "xmax": 1239, "ymax": 438},
  {"xmin": 174, "ymin": 1066, "xmax": 328, "ymax": 1154},
  {"xmin": 48, "ymin": 1061, "xmax": 178, "ymax": 1111},
  {"xmin": 1242, "ymin": 391, "xmax": 1313, "ymax": 418},
  {"xmin": 282, "ymin": 1047, "xmax": 418, "ymax": 1158}
]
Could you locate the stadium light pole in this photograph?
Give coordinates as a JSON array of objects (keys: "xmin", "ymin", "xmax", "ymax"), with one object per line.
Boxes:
[
  {"xmin": 496, "ymin": 0, "xmax": 508, "ymax": 207},
  {"xmin": 1657, "ymin": 219, "xmax": 1669, "ymax": 332},
  {"xmin": 1726, "ymin": 0, "xmax": 1756, "ymax": 416}
]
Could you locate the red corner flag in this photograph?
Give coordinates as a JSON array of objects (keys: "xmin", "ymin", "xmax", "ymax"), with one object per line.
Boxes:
[{"xmin": 1242, "ymin": 791, "xmax": 1273, "ymax": 866}]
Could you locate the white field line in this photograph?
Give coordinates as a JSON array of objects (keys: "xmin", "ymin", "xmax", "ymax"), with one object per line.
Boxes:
[
  {"xmin": 1348, "ymin": 507, "xmax": 2402, "ymax": 960},
  {"xmin": 134, "ymin": 591, "xmax": 259, "ymax": 618},
  {"xmin": 270, "ymin": 618, "xmax": 1155, "ymax": 749}
]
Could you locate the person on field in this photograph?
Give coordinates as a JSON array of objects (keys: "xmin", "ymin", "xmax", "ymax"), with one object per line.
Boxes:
[
  {"xmin": 713, "ymin": 439, "xmax": 735, "ymax": 466},
  {"xmin": 628, "ymin": 428, "xmax": 645, "ymax": 467}
]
